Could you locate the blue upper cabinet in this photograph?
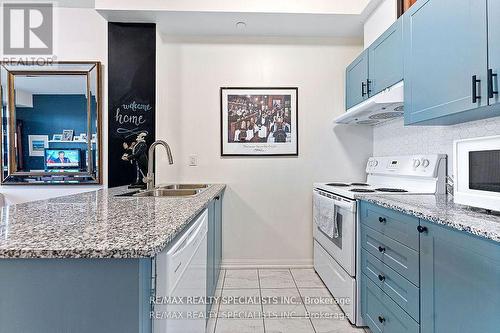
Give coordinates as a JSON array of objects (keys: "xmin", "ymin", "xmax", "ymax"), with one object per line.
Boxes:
[
  {"xmin": 368, "ymin": 19, "xmax": 403, "ymax": 96},
  {"xmin": 345, "ymin": 18, "xmax": 403, "ymax": 110},
  {"xmin": 346, "ymin": 49, "xmax": 369, "ymax": 109},
  {"xmin": 488, "ymin": 0, "xmax": 500, "ymax": 106},
  {"xmin": 403, "ymin": 0, "xmax": 489, "ymax": 125},
  {"xmin": 420, "ymin": 220, "xmax": 500, "ymax": 333}
]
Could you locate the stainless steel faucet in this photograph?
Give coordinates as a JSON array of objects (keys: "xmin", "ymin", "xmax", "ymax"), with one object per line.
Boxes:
[{"xmin": 145, "ymin": 140, "xmax": 174, "ymax": 190}]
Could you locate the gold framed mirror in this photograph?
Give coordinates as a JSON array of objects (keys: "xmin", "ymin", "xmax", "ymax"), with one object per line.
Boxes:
[{"xmin": 0, "ymin": 61, "xmax": 102, "ymax": 184}]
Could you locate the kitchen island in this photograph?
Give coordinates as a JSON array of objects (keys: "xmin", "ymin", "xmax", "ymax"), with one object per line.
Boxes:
[{"xmin": 0, "ymin": 184, "xmax": 225, "ymax": 333}]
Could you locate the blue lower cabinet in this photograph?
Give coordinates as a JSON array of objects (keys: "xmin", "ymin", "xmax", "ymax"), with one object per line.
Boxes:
[
  {"xmin": 361, "ymin": 249, "xmax": 419, "ymax": 321},
  {"xmin": 360, "ymin": 201, "xmax": 500, "ymax": 332},
  {"xmin": 420, "ymin": 220, "xmax": 500, "ymax": 333},
  {"xmin": 360, "ymin": 201, "xmax": 419, "ymax": 251},
  {"xmin": 0, "ymin": 258, "xmax": 152, "ymax": 333},
  {"xmin": 206, "ymin": 194, "xmax": 223, "ymax": 317},
  {"xmin": 214, "ymin": 194, "xmax": 223, "ymax": 283},
  {"xmin": 361, "ymin": 274, "xmax": 419, "ymax": 333},
  {"xmin": 361, "ymin": 225, "xmax": 419, "ymax": 285},
  {"xmin": 206, "ymin": 200, "xmax": 216, "ymax": 316}
]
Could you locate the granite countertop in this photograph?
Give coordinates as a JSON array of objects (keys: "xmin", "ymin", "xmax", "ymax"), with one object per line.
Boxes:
[
  {"xmin": 358, "ymin": 194, "xmax": 500, "ymax": 243},
  {"xmin": 0, "ymin": 184, "xmax": 226, "ymax": 259}
]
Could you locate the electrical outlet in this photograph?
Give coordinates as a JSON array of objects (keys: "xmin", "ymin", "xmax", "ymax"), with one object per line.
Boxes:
[{"xmin": 189, "ymin": 154, "xmax": 198, "ymax": 166}]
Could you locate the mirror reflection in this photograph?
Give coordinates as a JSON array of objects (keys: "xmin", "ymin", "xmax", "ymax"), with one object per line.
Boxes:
[{"xmin": 0, "ymin": 62, "xmax": 101, "ymax": 184}]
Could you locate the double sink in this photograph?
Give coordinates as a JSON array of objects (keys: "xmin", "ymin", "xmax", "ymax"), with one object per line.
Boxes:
[{"xmin": 118, "ymin": 184, "xmax": 210, "ymax": 197}]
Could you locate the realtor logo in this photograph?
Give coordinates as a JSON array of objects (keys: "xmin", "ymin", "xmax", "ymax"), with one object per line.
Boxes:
[{"xmin": 3, "ymin": 3, "xmax": 53, "ymax": 55}]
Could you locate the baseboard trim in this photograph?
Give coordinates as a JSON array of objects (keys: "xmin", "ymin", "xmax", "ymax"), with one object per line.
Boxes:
[{"xmin": 221, "ymin": 259, "xmax": 313, "ymax": 270}]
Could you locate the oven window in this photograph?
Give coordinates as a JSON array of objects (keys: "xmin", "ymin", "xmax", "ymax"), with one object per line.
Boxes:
[{"xmin": 469, "ymin": 150, "xmax": 500, "ymax": 193}]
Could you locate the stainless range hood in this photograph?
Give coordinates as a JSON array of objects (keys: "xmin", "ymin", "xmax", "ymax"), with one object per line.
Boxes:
[{"xmin": 335, "ymin": 81, "xmax": 404, "ymax": 125}]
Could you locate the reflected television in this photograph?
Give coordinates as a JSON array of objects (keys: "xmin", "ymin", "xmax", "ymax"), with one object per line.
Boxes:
[{"xmin": 44, "ymin": 149, "xmax": 81, "ymax": 170}]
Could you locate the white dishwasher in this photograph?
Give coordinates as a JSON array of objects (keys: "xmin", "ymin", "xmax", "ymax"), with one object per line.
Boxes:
[{"xmin": 154, "ymin": 209, "xmax": 208, "ymax": 333}]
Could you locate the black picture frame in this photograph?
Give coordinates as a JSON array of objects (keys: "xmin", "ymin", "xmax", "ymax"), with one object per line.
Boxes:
[{"xmin": 220, "ymin": 87, "xmax": 299, "ymax": 157}]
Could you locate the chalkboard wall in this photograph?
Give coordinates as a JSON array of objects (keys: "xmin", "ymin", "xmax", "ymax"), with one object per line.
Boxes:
[{"xmin": 108, "ymin": 23, "xmax": 156, "ymax": 188}]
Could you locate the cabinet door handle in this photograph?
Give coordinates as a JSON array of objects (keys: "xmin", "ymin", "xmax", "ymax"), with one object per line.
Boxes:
[
  {"xmin": 366, "ymin": 79, "xmax": 372, "ymax": 95},
  {"xmin": 378, "ymin": 217, "xmax": 387, "ymax": 223},
  {"xmin": 417, "ymin": 225, "xmax": 428, "ymax": 233},
  {"xmin": 361, "ymin": 82, "xmax": 367, "ymax": 97},
  {"xmin": 378, "ymin": 274, "xmax": 385, "ymax": 282},
  {"xmin": 378, "ymin": 246, "xmax": 386, "ymax": 253},
  {"xmin": 215, "ymin": 196, "xmax": 220, "ymax": 200},
  {"xmin": 378, "ymin": 316, "xmax": 385, "ymax": 323},
  {"xmin": 488, "ymin": 69, "xmax": 498, "ymax": 99},
  {"xmin": 472, "ymin": 75, "xmax": 481, "ymax": 103}
]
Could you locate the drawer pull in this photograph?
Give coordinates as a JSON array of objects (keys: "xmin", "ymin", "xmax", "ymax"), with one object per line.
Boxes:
[
  {"xmin": 417, "ymin": 225, "xmax": 428, "ymax": 233},
  {"xmin": 378, "ymin": 274, "xmax": 385, "ymax": 282},
  {"xmin": 378, "ymin": 246, "xmax": 386, "ymax": 253},
  {"xmin": 378, "ymin": 316, "xmax": 385, "ymax": 323},
  {"xmin": 378, "ymin": 217, "xmax": 387, "ymax": 223}
]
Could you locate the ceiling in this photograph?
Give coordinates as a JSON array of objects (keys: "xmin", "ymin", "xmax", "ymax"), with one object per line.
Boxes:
[
  {"xmin": 96, "ymin": 0, "xmax": 374, "ymax": 14},
  {"xmin": 96, "ymin": 0, "xmax": 382, "ymax": 38}
]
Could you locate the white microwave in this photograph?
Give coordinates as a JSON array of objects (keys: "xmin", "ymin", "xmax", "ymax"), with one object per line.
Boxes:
[{"xmin": 454, "ymin": 135, "xmax": 500, "ymax": 211}]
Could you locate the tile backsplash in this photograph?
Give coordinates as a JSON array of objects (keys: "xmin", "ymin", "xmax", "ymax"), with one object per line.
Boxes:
[{"xmin": 373, "ymin": 116, "xmax": 500, "ymax": 176}]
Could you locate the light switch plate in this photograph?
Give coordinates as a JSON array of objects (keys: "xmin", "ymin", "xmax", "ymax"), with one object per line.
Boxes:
[{"xmin": 189, "ymin": 154, "xmax": 198, "ymax": 166}]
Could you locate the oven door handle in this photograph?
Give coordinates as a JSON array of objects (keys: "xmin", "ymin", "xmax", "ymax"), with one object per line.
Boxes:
[{"xmin": 313, "ymin": 189, "xmax": 356, "ymax": 211}]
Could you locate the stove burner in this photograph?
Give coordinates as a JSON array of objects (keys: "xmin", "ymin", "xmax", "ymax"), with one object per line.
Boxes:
[
  {"xmin": 326, "ymin": 183, "xmax": 350, "ymax": 187},
  {"xmin": 375, "ymin": 188, "xmax": 409, "ymax": 193},
  {"xmin": 350, "ymin": 183, "xmax": 369, "ymax": 186},
  {"xmin": 350, "ymin": 188, "xmax": 376, "ymax": 193}
]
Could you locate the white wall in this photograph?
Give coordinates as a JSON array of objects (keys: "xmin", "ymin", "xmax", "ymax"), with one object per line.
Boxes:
[
  {"xmin": 0, "ymin": 7, "xmax": 107, "ymax": 205},
  {"xmin": 156, "ymin": 36, "xmax": 373, "ymax": 267},
  {"xmin": 363, "ymin": 0, "xmax": 397, "ymax": 47}
]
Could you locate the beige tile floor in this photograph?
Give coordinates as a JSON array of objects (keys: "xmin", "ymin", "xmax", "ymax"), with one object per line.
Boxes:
[{"xmin": 207, "ymin": 268, "xmax": 370, "ymax": 333}]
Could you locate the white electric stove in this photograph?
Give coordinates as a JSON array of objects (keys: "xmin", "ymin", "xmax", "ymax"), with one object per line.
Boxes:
[
  {"xmin": 315, "ymin": 154, "xmax": 447, "ymax": 200},
  {"xmin": 312, "ymin": 154, "xmax": 447, "ymax": 326}
]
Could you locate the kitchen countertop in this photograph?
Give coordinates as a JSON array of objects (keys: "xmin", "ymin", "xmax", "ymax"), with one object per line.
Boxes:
[
  {"xmin": 359, "ymin": 194, "xmax": 500, "ymax": 243},
  {"xmin": 0, "ymin": 184, "xmax": 225, "ymax": 259}
]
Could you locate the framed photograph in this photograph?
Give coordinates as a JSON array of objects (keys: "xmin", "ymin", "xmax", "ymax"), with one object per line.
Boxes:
[
  {"xmin": 220, "ymin": 87, "xmax": 298, "ymax": 156},
  {"xmin": 62, "ymin": 130, "xmax": 74, "ymax": 141},
  {"xmin": 28, "ymin": 135, "xmax": 49, "ymax": 157},
  {"xmin": 52, "ymin": 134, "xmax": 62, "ymax": 141}
]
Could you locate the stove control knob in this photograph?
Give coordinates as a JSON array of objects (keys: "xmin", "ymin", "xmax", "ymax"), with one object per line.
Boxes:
[
  {"xmin": 373, "ymin": 160, "xmax": 378, "ymax": 167},
  {"xmin": 413, "ymin": 159, "xmax": 421, "ymax": 168},
  {"xmin": 422, "ymin": 159, "xmax": 430, "ymax": 168}
]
